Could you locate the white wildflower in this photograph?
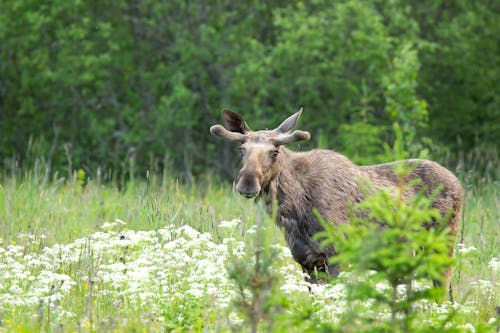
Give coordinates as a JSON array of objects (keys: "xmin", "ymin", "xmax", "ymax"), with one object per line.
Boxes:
[
  {"xmin": 472, "ymin": 279, "xmax": 494, "ymax": 289},
  {"xmin": 228, "ymin": 311, "xmax": 244, "ymax": 326},
  {"xmin": 456, "ymin": 243, "xmax": 477, "ymax": 255},
  {"xmin": 222, "ymin": 238, "xmax": 246, "ymax": 257},
  {"xmin": 280, "ymin": 278, "xmax": 309, "ymax": 295},
  {"xmin": 218, "ymin": 219, "xmax": 240, "ymax": 229},
  {"xmin": 270, "ymin": 244, "xmax": 292, "ymax": 259},
  {"xmin": 458, "ymin": 323, "xmax": 476, "ymax": 333},
  {"xmin": 17, "ymin": 233, "xmax": 36, "ymax": 241},
  {"xmin": 488, "ymin": 257, "xmax": 500, "ymax": 273},
  {"xmin": 114, "ymin": 218, "xmax": 126, "ymax": 225},
  {"xmin": 179, "ymin": 225, "xmax": 200, "ymax": 239},
  {"xmin": 376, "ymin": 282, "xmax": 391, "ymax": 293},
  {"xmin": 100, "ymin": 218, "xmax": 127, "ymax": 230},
  {"xmin": 245, "ymin": 225, "xmax": 257, "ymax": 235},
  {"xmin": 187, "ymin": 287, "xmax": 204, "ymax": 299},
  {"xmin": 100, "ymin": 222, "xmax": 113, "ymax": 229}
]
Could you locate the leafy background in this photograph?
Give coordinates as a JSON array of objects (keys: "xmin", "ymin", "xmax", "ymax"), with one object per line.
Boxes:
[{"xmin": 1, "ymin": 0, "xmax": 498, "ymax": 181}]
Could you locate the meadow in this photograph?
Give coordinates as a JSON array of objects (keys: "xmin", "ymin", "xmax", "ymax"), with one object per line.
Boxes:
[{"xmin": 0, "ymin": 151, "xmax": 498, "ymax": 332}]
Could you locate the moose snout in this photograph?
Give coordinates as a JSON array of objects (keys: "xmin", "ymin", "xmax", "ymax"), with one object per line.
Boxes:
[
  {"xmin": 239, "ymin": 190, "xmax": 259, "ymax": 199},
  {"xmin": 236, "ymin": 171, "xmax": 262, "ymax": 199}
]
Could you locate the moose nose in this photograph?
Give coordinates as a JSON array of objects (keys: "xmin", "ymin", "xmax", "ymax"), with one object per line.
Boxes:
[
  {"xmin": 236, "ymin": 177, "xmax": 260, "ymax": 199},
  {"xmin": 238, "ymin": 190, "xmax": 259, "ymax": 199},
  {"xmin": 236, "ymin": 169, "xmax": 262, "ymax": 199}
]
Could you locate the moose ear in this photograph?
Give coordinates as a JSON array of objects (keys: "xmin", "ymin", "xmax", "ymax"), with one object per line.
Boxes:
[
  {"xmin": 274, "ymin": 107, "xmax": 303, "ymax": 134},
  {"xmin": 222, "ymin": 109, "xmax": 251, "ymax": 134},
  {"xmin": 272, "ymin": 108, "xmax": 310, "ymax": 145}
]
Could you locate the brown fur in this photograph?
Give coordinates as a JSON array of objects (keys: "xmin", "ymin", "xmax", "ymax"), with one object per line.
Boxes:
[{"xmin": 210, "ymin": 110, "xmax": 464, "ymax": 288}]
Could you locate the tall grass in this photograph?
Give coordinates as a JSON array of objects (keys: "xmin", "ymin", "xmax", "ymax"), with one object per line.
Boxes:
[
  {"xmin": 0, "ymin": 149, "xmax": 498, "ymax": 332},
  {"xmin": 454, "ymin": 173, "xmax": 499, "ymax": 323},
  {"xmin": 0, "ymin": 163, "xmax": 276, "ymax": 245}
]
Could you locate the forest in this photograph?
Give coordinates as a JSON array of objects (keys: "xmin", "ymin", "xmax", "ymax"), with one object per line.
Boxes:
[{"xmin": 1, "ymin": 0, "xmax": 498, "ymax": 181}]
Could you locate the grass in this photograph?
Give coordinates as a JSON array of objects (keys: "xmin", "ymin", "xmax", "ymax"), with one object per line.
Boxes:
[
  {"xmin": 0, "ymin": 158, "xmax": 498, "ymax": 332},
  {"xmin": 0, "ymin": 167, "xmax": 267, "ymax": 244},
  {"xmin": 454, "ymin": 175, "xmax": 500, "ymax": 322}
]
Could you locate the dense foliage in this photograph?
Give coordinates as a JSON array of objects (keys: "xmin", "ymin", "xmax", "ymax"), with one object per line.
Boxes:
[{"xmin": 1, "ymin": 0, "xmax": 498, "ymax": 180}]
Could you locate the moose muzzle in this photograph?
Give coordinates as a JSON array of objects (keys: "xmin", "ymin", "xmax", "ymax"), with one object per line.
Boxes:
[{"xmin": 236, "ymin": 170, "xmax": 262, "ymax": 199}]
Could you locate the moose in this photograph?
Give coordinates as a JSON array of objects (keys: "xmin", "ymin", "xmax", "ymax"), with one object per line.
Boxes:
[{"xmin": 210, "ymin": 108, "xmax": 464, "ymax": 291}]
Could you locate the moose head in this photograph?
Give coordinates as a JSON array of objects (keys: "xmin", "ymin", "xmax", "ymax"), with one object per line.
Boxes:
[{"xmin": 210, "ymin": 109, "xmax": 310, "ymax": 198}]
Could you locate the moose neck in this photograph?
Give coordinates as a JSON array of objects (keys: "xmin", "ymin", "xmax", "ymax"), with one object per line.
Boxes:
[
  {"xmin": 260, "ymin": 146, "xmax": 366, "ymax": 225},
  {"xmin": 260, "ymin": 146, "xmax": 303, "ymax": 212}
]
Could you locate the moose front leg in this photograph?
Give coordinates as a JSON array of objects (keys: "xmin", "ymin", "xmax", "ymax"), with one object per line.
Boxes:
[
  {"xmin": 287, "ymin": 234, "xmax": 340, "ymax": 283},
  {"xmin": 304, "ymin": 253, "xmax": 340, "ymax": 284},
  {"xmin": 281, "ymin": 216, "xmax": 341, "ymax": 283}
]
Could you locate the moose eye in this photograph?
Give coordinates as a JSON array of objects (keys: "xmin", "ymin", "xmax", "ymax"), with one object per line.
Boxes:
[{"xmin": 272, "ymin": 150, "xmax": 279, "ymax": 157}]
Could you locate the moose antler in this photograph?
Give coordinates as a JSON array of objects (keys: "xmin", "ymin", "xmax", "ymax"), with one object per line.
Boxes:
[
  {"xmin": 273, "ymin": 130, "xmax": 311, "ymax": 146},
  {"xmin": 210, "ymin": 125, "xmax": 247, "ymax": 143}
]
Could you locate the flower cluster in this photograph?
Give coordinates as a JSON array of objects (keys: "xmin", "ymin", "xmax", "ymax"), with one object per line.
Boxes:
[
  {"xmin": 0, "ymin": 218, "xmax": 497, "ymax": 330},
  {"xmin": 0, "ymin": 219, "xmax": 303, "ymax": 327},
  {"xmin": 457, "ymin": 243, "xmax": 478, "ymax": 255},
  {"xmin": 0, "ymin": 243, "xmax": 75, "ymax": 308},
  {"xmin": 489, "ymin": 257, "xmax": 500, "ymax": 274}
]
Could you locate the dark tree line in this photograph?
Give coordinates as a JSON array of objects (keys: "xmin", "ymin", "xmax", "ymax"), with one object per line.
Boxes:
[{"xmin": 1, "ymin": 0, "xmax": 498, "ymax": 181}]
